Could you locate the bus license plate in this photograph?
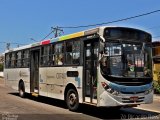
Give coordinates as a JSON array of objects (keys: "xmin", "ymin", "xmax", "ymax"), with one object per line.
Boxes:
[{"xmin": 130, "ymin": 96, "xmax": 138, "ymax": 102}]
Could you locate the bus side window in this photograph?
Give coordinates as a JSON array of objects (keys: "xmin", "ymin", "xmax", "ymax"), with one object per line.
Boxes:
[
  {"xmin": 41, "ymin": 45, "xmax": 50, "ymax": 66},
  {"xmin": 57, "ymin": 54, "xmax": 64, "ymax": 65},
  {"xmin": 66, "ymin": 41, "xmax": 73, "ymax": 64},
  {"xmin": 54, "ymin": 42, "xmax": 64, "ymax": 65},
  {"xmin": 22, "ymin": 50, "xmax": 30, "ymax": 67},
  {"xmin": 50, "ymin": 44, "xmax": 55, "ymax": 66},
  {"xmin": 65, "ymin": 40, "xmax": 80, "ymax": 65},
  {"xmin": 73, "ymin": 41, "xmax": 80, "ymax": 65},
  {"xmin": 11, "ymin": 52, "xmax": 16, "ymax": 68},
  {"xmin": 5, "ymin": 53, "xmax": 11, "ymax": 68},
  {"xmin": 17, "ymin": 51, "xmax": 22, "ymax": 67}
]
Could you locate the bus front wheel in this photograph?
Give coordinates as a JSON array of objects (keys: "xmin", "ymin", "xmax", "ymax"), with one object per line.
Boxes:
[
  {"xmin": 19, "ymin": 82, "xmax": 25, "ymax": 98},
  {"xmin": 66, "ymin": 89, "xmax": 79, "ymax": 111}
]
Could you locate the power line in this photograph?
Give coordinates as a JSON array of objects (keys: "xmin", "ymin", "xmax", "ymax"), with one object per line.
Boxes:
[
  {"xmin": 40, "ymin": 9, "xmax": 160, "ymax": 41},
  {"xmin": 0, "ymin": 41, "xmax": 26, "ymax": 45},
  {"xmin": 2, "ymin": 9, "xmax": 160, "ymax": 46},
  {"xmin": 153, "ymin": 35, "xmax": 160, "ymax": 38},
  {"xmin": 9, "ymin": 42, "xmax": 26, "ymax": 45},
  {"xmin": 58, "ymin": 9, "xmax": 160, "ymax": 29},
  {"xmin": 41, "ymin": 26, "xmax": 64, "ymax": 41},
  {"xmin": 30, "ymin": 38, "xmax": 38, "ymax": 42},
  {"xmin": 41, "ymin": 31, "xmax": 53, "ymax": 41},
  {"xmin": 1, "ymin": 23, "xmax": 160, "ymax": 47}
]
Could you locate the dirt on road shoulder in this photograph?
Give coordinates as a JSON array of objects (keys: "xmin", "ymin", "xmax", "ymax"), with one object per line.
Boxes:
[{"xmin": 0, "ymin": 77, "xmax": 4, "ymax": 84}]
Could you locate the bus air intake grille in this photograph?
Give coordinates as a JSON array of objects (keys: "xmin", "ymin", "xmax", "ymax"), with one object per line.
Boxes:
[
  {"xmin": 121, "ymin": 97, "xmax": 144, "ymax": 103},
  {"xmin": 121, "ymin": 91, "xmax": 145, "ymax": 94}
]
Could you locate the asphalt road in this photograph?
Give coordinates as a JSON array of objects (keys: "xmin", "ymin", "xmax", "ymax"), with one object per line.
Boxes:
[{"xmin": 0, "ymin": 78, "xmax": 160, "ymax": 120}]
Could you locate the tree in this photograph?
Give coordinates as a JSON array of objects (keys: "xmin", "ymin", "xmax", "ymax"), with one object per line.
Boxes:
[
  {"xmin": 0, "ymin": 63, "xmax": 3, "ymax": 72},
  {"xmin": 0, "ymin": 55, "xmax": 4, "ymax": 72},
  {"xmin": 0, "ymin": 55, "xmax": 4, "ymax": 63}
]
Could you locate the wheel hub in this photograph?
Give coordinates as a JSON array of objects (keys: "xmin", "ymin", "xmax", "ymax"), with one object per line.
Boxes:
[
  {"xmin": 69, "ymin": 93, "xmax": 76, "ymax": 105},
  {"xmin": 19, "ymin": 90, "xmax": 24, "ymax": 96}
]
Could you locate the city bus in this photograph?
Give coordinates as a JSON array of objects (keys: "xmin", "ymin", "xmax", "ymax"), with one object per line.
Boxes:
[
  {"xmin": 152, "ymin": 41, "xmax": 160, "ymax": 93},
  {"xmin": 4, "ymin": 26, "xmax": 153, "ymax": 111}
]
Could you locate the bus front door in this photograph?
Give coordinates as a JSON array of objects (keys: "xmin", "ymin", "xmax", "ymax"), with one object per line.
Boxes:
[
  {"xmin": 30, "ymin": 49, "xmax": 40, "ymax": 95},
  {"xmin": 83, "ymin": 40, "xmax": 98, "ymax": 104}
]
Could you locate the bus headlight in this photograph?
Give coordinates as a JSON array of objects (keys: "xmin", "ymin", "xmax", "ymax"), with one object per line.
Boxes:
[
  {"xmin": 111, "ymin": 90, "xmax": 120, "ymax": 96},
  {"xmin": 101, "ymin": 82, "xmax": 120, "ymax": 95},
  {"xmin": 144, "ymin": 88, "xmax": 153, "ymax": 95}
]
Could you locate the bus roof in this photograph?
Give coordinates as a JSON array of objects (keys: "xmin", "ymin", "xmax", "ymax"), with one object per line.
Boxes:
[
  {"xmin": 4, "ymin": 44, "xmax": 32, "ymax": 53},
  {"xmin": 4, "ymin": 26, "xmax": 151, "ymax": 53}
]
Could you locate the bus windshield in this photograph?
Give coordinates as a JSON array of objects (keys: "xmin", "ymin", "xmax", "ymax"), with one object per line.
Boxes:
[{"xmin": 100, "ymin": 41, "xmax": 152, "ymax": 78}]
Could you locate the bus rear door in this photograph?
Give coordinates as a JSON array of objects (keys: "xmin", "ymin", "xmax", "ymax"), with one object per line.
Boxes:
[{"xmin": 30, "ymin": 48, "xmax": 40, "ymax": 96}]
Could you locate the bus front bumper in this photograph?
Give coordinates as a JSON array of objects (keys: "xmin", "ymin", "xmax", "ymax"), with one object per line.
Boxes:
[{"xmin": 99, "ymin": 91, "xmax": 153, "ymax": 107}]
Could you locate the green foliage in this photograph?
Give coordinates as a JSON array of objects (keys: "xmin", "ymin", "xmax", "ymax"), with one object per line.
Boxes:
[
  {"xmin": 153, "ymin": 80, "xmax": 160, "ymax": 94},
  {"xmin": 0, "ymin": 63, "xmax": 3, "ymax": 72}
]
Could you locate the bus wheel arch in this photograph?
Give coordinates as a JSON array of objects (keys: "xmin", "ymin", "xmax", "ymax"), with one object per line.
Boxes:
[
  {"xmin": 18, "ymin": 80, "xmax": 25, "ymax": 98},
  {"xmin": 64, "ymin": 83, "xmax": 79, "ymax": 111}
]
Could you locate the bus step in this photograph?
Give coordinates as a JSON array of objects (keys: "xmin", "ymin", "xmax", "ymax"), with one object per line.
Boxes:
[
  {"xmin": 82, "ymin": 102, "xmax": 97, "ymax": 106},
  {"xmin": 31, "ymin": 92, "xmax": 39, "ymax": 97}
]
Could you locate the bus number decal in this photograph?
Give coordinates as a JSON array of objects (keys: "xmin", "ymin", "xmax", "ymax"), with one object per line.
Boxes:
[{"xmin": 56, "ymin": 73, "xmax": 66, "ymax": 79}]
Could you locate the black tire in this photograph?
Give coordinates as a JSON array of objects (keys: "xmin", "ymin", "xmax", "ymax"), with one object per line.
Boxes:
[
  {"xmin": 66, "ymin": 89, "xmax": 79, "ymax": 111},
  {"xmin": 19, "ymin": 82, "xmax": 25, "ymax": 98}
]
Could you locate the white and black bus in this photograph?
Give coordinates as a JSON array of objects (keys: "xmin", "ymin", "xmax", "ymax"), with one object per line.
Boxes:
[{"xmin": 4, "ymin": 26, "xmax": 153, "ymax": 111}]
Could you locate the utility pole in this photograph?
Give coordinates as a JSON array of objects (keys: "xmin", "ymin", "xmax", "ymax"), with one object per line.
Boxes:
[
  {"xmin": 51, "ymin": 26, "xmax": 64, "ymax": 38},
  {"xmin": 6, "ymin": 43, "xmax": 10, "ymax": 50}
]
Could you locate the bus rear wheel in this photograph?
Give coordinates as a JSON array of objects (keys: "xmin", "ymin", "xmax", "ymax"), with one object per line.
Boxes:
[
  {"xmin": 19, "ymin": 82, "xmax": 25, "ymax": 98},
  {"xmin": 66, "ymin": 89, "xmax": 79, "ymax": 111}
]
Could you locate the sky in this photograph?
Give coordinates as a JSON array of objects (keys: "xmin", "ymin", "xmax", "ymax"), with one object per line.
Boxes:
[{"xmin": 0, "ymin": 0, "xmax": 160, "ymax": 53}]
